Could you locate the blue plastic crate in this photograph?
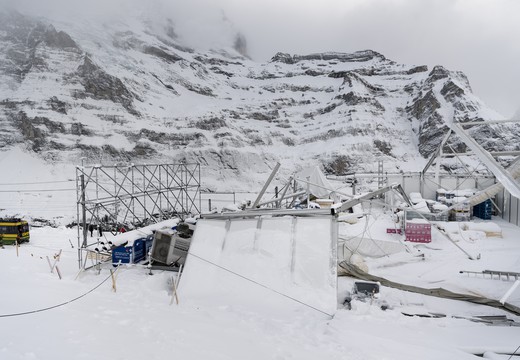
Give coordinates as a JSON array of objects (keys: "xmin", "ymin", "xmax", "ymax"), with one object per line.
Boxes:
[{"xmin": 473, "ymin": 200, "xmax": 492, "ymax": 220}]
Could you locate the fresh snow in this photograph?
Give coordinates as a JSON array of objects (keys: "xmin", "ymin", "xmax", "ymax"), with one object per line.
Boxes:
[
  {"xmin": 1, "ymin": 208, "xmax": 520, "ymax": 359},
  {"xmin": 1, "ymin": 8, "xmax": 520, "ymax": 360},
  {"xmin": 0, "ymin": 147, "xmax": 518, "ymax": 359}
]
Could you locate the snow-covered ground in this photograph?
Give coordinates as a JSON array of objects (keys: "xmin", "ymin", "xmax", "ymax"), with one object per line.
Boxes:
[
  {"xmin": 1, "ymin": 209, "xmax": 520, "ymax": 359},
  {"xmin": 1, "ymin": 6, "xmax": 519, "ymax": 359},
  {"xmin": 1, "ymin": 146, "xmax": 520, "ymax": 359}
]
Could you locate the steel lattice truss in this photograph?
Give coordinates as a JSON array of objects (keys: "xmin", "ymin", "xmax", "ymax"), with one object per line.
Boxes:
[{"xmin": 76, "ymin": 163, "xmax": 200, "ymax": 252}]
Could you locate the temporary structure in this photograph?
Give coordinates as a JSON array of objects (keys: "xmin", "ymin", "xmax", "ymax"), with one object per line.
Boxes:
[{"xmin": 179, "ymin": 216, "xmax": 338, "ymax": 317}]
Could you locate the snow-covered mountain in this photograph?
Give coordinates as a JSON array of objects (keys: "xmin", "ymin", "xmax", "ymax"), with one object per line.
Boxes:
[
  {"xmin": 512, "ymin": 107, "xmax": 520, "ymax": 120},
  {"xmin": 1, "ymin": 10, "xmax": 518, "ymax": 190}
]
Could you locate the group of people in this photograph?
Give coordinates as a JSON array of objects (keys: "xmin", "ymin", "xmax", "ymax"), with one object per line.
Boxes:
[
  {"xmin": 88, "ymin": 224, "xmax": 103, "ymax": 237},
  {"xmin": 88, "ymin": 224, "xmax": 126, "ymax": 237}
]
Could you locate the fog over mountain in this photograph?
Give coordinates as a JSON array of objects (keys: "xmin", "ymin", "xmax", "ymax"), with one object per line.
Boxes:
[
  {"xmin": 0, "ymin": 3, "xmax": 519, "ymax": 190},
  {"xmin": 1, "ymin": 0, "xmax": 519, "ymax": 118}
]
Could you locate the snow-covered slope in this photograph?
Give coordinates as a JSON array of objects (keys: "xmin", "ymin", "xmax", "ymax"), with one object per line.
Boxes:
[{"xmin": 1, "ymin": 10, "xmax": 519, "ymax": 190}]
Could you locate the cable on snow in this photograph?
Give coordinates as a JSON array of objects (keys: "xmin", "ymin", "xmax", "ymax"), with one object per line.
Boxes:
[
  {"xmin": 0, "ymin": 271, "xmax": 114, "ymax": 318},
  {"xmin": 188, "ymin": 252, "xmax": 335, "ymax": 319}
]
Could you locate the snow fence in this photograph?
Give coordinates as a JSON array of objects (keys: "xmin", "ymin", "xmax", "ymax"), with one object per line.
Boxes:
[{"xmin": 179, "ymin": 216, "xmax": 338, "ymax": 317}]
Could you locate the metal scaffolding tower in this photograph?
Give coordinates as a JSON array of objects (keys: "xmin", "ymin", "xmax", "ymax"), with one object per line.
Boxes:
[{"xmin": 76, "ymin": 162, "xmax": 200, "ymax": 269}]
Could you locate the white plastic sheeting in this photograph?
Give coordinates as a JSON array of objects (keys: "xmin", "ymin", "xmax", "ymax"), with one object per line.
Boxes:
[
  {"xmin": 338, "ymin": 236, "xmax": 406, "ymax": 260},
  {"xmin": 179, "ymin": 217, "xmax": 337, "ymax": 317},
  {"xmin": 451, "ymin": 123, "xmax": 520, "ymax": 200},
  {"xmin": 467, "ymin": 160, "xmax": 520, "ymax": 206},
  {"xmin": 295, "ymin": 166, "xmax": 334, "ymax": 199}
]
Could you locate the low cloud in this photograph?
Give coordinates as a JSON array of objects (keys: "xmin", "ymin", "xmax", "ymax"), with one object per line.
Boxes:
[
  {"xmin": 221, "ymin": 0, "xmax": 520, "ymax": 117},
  {"xmin": 1, "ymin": 0, "xmax": 518, "ymax": 116}
]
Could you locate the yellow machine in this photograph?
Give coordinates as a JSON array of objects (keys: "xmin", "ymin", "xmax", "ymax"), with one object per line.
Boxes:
[{"xmin": 0, "ymin": 218, "xmax": 30, "ymax": 245}]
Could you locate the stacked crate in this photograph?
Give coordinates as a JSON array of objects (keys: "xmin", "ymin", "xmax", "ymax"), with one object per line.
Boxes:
[
  {"xmin": 435, "ymin": 188, "xmax": 446, "ymax": 202},
  {"xmin": 452, "ymin": 200, "xmax": 471, "ymax": 221},
  {"xmin": 473, "ymin": 199, "xmax": 492, "ymax": 220},
  {"xmin": 405, "ymin": 219, "xmax": 431, "ymax": 243}
]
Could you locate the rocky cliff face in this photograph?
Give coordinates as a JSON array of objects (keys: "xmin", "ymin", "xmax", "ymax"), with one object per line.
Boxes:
[{"xmin": 1, "ymin": 10, "xmax": 518, "ymax": 189}]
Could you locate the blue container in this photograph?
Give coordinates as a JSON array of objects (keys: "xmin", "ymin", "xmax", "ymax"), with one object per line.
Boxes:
[
  {"xmin": 132, "ymin": 238, "xmax": 146, "ymax": 263},
  {"xmin": 112, "ymin": 246, "xmax": 132, "ymax": 265}
]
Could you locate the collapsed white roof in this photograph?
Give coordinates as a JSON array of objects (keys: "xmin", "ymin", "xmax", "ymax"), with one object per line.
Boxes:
[
  {"xmin": 451, "ymin": 122, "xmax": 520, "ymax": 200},
  {"xmin": 294, "ymin": 166, "xmax": 334, "ymax": 199},
  {"xmin": 179, "ymin": 216, "xmax": 338, "ymax": 317}
]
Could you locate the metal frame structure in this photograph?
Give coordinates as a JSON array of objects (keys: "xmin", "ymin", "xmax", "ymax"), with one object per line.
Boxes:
[
  {"xmin": 331, "ymin": 183, "xmax": 411, "ymax": 215},
  {"xmin": 76, "ymin": 162, "xmax": 200, "ymax": 269},
  {"xmin": 421, "ymin": 120, "xmax": 520, "ymax": 199},
  {"xmin": 450, "ymin": 122, "xmax": 520, "ymax": 199}
]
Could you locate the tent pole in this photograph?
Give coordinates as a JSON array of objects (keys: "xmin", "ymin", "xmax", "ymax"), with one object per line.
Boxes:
[{"xmin": 252, "ymin": 162, "xmax": 281, "ymax": 208}]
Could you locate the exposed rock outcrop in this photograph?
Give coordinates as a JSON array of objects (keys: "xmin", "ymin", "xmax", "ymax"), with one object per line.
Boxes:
[
  {"xmin": 75, "ymin": 56, "xmax": 139, "ymax": 116},
  {"xmin": 1, "ymin": 10, "xmax": 517, "ymax": 187}
]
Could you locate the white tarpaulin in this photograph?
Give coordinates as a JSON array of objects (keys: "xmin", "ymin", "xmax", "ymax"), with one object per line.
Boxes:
[
  {"xmin": 467, "ymin": 160, "xmax": 520, "ymax": 206},
  {"xmin": 295, "ymin": 166, "xmax": 334, "ymax": 199},
  {"xmin": 451, "ymin": 123, "xmax": 520, "ymax": 200},
  {"xmin": 179, "ymin": 217, "xmax": 337, "ymax": 317}
]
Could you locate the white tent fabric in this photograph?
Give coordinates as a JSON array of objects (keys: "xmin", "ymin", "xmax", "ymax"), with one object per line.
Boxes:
[
  {"xmin": 179, "ymin": 217, "xmax": 338, "ymax": 317},
  {"xmin": 451, "ymin": 123, "xmax": 520, "ymax": 200},
  {"xmin": 338, "ymin": 236, "xmax": 406, "ymax": 260},
  {"xmin": 294, "ymin": 166, "xmax": 334, "ymax": 199},
  {"xmin": 468, "ymin": 160, "xmax": 520, "ymax": 206}
]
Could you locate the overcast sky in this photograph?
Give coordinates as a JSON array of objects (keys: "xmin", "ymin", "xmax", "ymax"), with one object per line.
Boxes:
[
  {"xmin": 218, "ymin": 0, "xmax": 520, "ymax": 118},
  {"xmin": 2, "ymin": 0, "xmax": 519, "ymax": 117}
]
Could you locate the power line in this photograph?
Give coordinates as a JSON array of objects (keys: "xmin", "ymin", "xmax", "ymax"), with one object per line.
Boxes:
[
  {"xmin": 0, "ymin": 189, "xmax": 76, "ymax": 193},
  {"xmin": 0, "ymin": 180, "xmax": 75, "ymax": 186}
]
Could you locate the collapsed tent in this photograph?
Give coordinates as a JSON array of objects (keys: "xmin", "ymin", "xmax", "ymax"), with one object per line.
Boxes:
[
  {"xmin": 339, "ymin": 262, "xmax": 520, "ymax": 316},
  {"xmin": 467, "ymin": 160, "xmax": 520, "ymax": 206},
  {"xmin": 178, "ymin": 216, "xmax": 338, "ymax": 317},
  {"xmin": 294, "ymin": 166, "xmax": 335, "ymax": 199},
  {"xmin": 450, "ymin": 123, "xmax": 520, "ymax": 200}
]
